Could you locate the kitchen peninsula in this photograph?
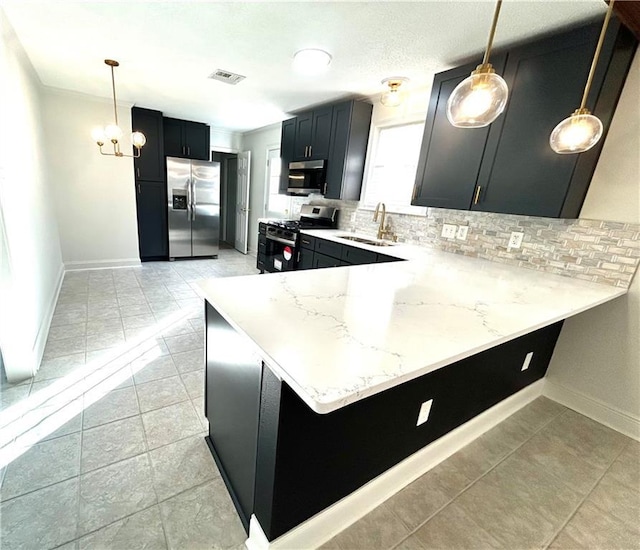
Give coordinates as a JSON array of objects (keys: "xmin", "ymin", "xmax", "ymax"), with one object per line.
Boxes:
[{"xmin": 197, "ymin": 239, "xmax": 628, "ymax": 545}]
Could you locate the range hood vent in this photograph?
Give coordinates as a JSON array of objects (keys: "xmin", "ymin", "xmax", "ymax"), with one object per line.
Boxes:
[{"xmin": 208, "ymin": 69, "xmax": 246, "ymax": 85}]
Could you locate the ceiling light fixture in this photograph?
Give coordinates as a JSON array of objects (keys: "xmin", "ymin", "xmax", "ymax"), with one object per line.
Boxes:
[
  {"xmin": 446, "ymin": 0, "xmax": 508, "ymax": 128},
  {"xmin": 549, "ymin": 0, "xmax": 615, "ymax": 154},
  {"xmin": 292, "ymin": 49, "xmax": 332, "ymax": 75},
  {"xmin": 91, "ymin": 59, "xmax": 146, "ymax": 157},
  {"xmin": 380, "ymin": 77, "xmax": 409, "ymax": 107}
]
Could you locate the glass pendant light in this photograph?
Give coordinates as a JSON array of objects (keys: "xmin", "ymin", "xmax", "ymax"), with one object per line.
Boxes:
[
  {"xmin": 447, "ymin": 0, "xmax": 508, "ymax": 128},
  {"xmin": 550, "ymin": 0, "xmax": 615, "ymax": 154}
]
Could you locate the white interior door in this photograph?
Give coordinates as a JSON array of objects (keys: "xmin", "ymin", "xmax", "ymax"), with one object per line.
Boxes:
[{"xmin": 234, "ymin": 151, "xmax": 251, "ymax": 254}]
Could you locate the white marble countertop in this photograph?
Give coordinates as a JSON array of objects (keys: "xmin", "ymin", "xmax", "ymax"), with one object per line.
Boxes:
[{"xmin": 197, "ymin": 238, "xmax": 626, "ymax": 414}]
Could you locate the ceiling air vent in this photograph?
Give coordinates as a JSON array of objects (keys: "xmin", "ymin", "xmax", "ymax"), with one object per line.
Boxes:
[{"xmin": 208, "ymin": 69, "xmax": 246, "ymax": 85}]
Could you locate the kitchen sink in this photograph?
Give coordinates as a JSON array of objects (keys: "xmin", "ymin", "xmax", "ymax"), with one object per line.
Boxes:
[{"xmin": 337, "ymin": 235, "xmax": 395, "ymax": 247}]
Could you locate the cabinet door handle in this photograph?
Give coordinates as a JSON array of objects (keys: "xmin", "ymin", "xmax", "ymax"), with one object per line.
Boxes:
[
  {"xmin": 136, "ymin": 167, "xmax": 140, "ymax": 178},
  {"xmin": 309, "ymin": 145, "xmax": 312, "ymax": 157},
  {"xmin": 473, "ymin": 185, "xmax": 482, "ymax": 205},
  {"xmin": 187, "ymin": 146, "xmax": 191, "ymax": 156},
  {"xmin": 182, "ymin": 146, "xmax": 185, "ymax": 156},
  {"xmin": 323, "ymin": 182, "xmax": 327, "ymax": 195},
  {"xmin": 137, "ymin": 183, "xmax": 141, "ymax": 194},
  {"xmin": 304, "ymin": 146, "xmax": 308, "ymax": 157}
]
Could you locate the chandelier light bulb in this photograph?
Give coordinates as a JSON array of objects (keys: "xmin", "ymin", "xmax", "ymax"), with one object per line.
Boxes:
[
  {"xmin": 104, "ymin": 124, "xmax": 123, "ymax": 143},
  {"xmin": 131, "ymin": 131, "xmax": 147, "ymax": 148},
  {"xmin": 549, "ymin": 110, "xmax": 603, "ymax": 154},
  {"xmin": 91, "ymin": 126, "xmax": 106, "ymax": 145},
  {"xmin": 447, "ymin": 69, "xmax": 508, "ymax": 128}
]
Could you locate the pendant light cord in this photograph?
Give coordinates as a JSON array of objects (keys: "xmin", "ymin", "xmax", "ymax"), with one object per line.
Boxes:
[
  {"xmin": 482, "ymin": 0, "xmax": 503, "ymax": 65},
  {"xmin": 110, "ymin": 64, "xmax": 119, "ymax": 127},
  {"xmin": 580, "ymin": 0, "xmax": 615, "ymax": 110}
]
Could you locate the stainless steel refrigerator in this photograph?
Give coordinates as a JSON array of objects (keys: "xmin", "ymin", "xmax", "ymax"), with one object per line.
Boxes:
[{"xmin": 167, "ymin": 157, "xmax": 220, "ymax": 259}]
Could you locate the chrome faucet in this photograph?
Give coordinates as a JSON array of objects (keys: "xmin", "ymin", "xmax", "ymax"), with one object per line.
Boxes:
[{"xmin": 373, "ymin": 202, "xmax": 386, "ymax": 240}]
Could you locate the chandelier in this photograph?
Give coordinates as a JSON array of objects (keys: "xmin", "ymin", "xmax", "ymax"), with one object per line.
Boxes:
[{"xmin": 91, "ymin": 59, "xmax": 146, "ymax": 157}]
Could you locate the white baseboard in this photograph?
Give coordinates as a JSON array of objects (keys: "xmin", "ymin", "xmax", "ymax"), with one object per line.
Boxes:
[
  {"xmin": 246, "ymin": 380, "xmax": 545, "ymax": 550},
  {"xmin": 31, "ymin": 262, "xmax": 65, "ymax": 376},
  {"xmin": 543, "ymin": 379, "xmax": 640, "ymax": 441},
  {"xmin": 64, "ymin": 258, "xmax": 141, "ymax": 271}
]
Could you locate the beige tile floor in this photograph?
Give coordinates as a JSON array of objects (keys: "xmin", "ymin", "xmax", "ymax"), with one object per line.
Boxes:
[{"xmin": 0, "ymin": 251, "xmax": 638, "ymax": 550}]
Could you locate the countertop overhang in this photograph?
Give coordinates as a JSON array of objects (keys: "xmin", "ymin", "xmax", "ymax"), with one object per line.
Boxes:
[{"xmin": 197, "ymin": 232, "xmax": 626, "ymax": 414}]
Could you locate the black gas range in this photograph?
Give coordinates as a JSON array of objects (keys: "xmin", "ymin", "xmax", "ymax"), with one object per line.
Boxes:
[{"xmin": 257, "ymin": 205, "xmax": 338, "ymax": 273}]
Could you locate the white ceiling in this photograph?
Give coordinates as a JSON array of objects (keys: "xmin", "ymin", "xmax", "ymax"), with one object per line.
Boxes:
[{"xmin": 2, "ymin": 1, "xmax": 606, "ymax": 133}]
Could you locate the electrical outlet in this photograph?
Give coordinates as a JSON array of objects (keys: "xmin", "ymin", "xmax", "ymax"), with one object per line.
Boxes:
[
  {"xmin": 508, "ymin": 231, "xmax": 524, "ymax": 249},
  {"xmin": 521, "ymin": 352, "xmax": 534, "ymax": 371},
  {"xmin": 441, "ymin": 224, "xmax": 457, "ymax": 239},
  {"xmin": 456, "ymin": 225, "xmax": 469, "ymax": 241},
  {"xmin": 416, "ymin": 399, "xmax": 434, "ymax": 426},
  {"xmin": 350, "ymin": 212, "xmax": 357, "ymax": 223}
]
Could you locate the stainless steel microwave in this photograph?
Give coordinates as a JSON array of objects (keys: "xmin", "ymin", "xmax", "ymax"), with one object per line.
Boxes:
[{"xmin": 287, "ymin": 160, "xmax": 327, "ymax": 195}]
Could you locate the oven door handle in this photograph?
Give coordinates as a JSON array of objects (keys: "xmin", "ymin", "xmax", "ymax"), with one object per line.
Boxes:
[{"xmin": 266, "ymin": 234, "xmax": 297, "ymax": 247}]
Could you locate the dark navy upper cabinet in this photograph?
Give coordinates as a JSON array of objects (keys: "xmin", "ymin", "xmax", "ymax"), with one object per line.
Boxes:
[
  {"xmin": 309, "ymin": 107, "xmax": 333, "ymax": 160},
  {"xmin": 412, "ymin": 18, "xmax": 636, "ymax": 218},
  {"xmin": 279, "ymin": 118, "xmax": 296, "ymax": 193},
  {"xmin": 474, "ymin": 20, "xmax": 635, "ymax": 218},
  {"xmin": 411, "ymin": 56, "xmax": 506, "ymax": 211},
  {"xmin": 325, "ymin": 101, "xmax": 373, "ymax": 200},
  {"xmin": 132, "ymin": 107, "xmax": 165, "ymax": 183},
  {"xmin": 294, "ymin": 113, "xmax": 312, "ymax": 160},
  {"xmin": 292, "ymin": 106, "xmax": 333, "ymax": 161},
  {"xmin": 163, "ymin": 117, "xmax": 210, "ymax": 160},
  {"xmin": 279, "ymin": 100, "xmax": 372, "ymax": 199}
]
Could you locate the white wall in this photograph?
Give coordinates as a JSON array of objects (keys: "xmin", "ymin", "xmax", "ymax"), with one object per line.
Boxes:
[
  {"xmin": 545, "ymin": 51, "xmax": 640, "ymax": 437},
  {"xmin": 0, "ymin": 9, "xmax": 64, "ymax": 381},
  {"xmin": 41, "ymin": 89, "xmax": 140, "ymax": 269},
  {"xmin": 211, "ymin": 127, "xmax": 242, "ymax": 153},
  {"xmin": 241, "ymin": 122, "xmax": 281, "ymax": 252}
]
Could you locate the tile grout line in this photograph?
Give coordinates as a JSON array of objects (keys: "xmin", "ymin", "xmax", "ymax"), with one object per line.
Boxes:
[
  {"xmin": 130, "ymin": 361, "xmax": 172, "ymax": 550},
  {"xmin": 541, "ymin": 438, "xmax": 633, "ymax": 550},
  {"xmin": 388, "ymin": 404, "xmax": 569, "ymax": 550},
  {"xmin": 1, "ymin": 405, "xmax": 206, "ymax": 505},
  {"xmin": 53, "ymin": 476, "xmax": 221, "ymax": 550}
]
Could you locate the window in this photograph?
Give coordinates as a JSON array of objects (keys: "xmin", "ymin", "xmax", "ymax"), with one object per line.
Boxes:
[
  {"xmin": 264, "ymin": 147, "xmax": 291, "ymax": 218},
  {"xmin": 362, "ymin": 122, "xmax": 425, "ymax": 210}
]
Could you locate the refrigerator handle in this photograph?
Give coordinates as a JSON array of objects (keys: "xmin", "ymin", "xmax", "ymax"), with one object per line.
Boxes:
[
  {"xmin": 191, "ymin": 178, "xmax": 196, "ymax": 220},
  {"xmin": 186, "ymin": 178, "xmax": 193, "ymax": 221}
]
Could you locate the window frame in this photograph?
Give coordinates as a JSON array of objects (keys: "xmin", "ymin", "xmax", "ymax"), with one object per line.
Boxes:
[
  {"xmin": 360, "ymin": 117, "xmax": 427, "ymax": 216},
  {"xmin": 263, "ymin": 146, "xmax": 292, "ymax": 219}
]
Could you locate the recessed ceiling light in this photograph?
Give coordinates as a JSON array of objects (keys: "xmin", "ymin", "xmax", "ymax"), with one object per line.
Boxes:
[{"xmin": 293, "ymin": 49, "xmax": 332, "ymax": 75}]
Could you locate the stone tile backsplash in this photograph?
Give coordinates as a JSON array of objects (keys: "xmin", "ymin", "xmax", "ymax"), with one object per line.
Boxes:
[{"xmin": 295, "ymin": 197, "xmax": 640, "ymax": 288}]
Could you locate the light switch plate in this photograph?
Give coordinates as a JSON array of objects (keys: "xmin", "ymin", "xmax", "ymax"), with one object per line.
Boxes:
[
  {"xmin": 521, "ymin": 351, "xmax": 534, "ymax": 371},
  {"xmin": 442, "ymin": 224, "xmax": 457, "ymax": 239},
  {"xmin": 508, "ymin": 231, "xmax": 524, "ymax": 249},
  {"xmin": 417, "ymin": 399, "xmax": 434, "ymax": 426},
  {"xmin": 456, "ymin": 225, "xmax": 469, "ymax": 241}
]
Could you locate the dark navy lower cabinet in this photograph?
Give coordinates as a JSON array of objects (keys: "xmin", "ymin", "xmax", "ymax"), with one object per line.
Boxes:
[{"xmin": 205, "ymin": 299, "xmax": 563, "ymax": 541}]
